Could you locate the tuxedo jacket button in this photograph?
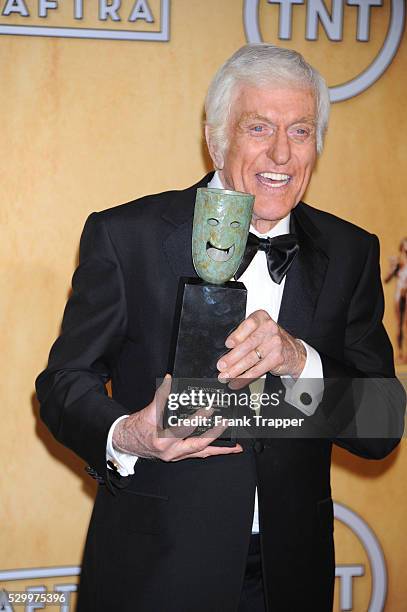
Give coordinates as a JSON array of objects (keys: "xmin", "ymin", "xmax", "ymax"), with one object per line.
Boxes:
[{"xmin": 253, "ymin": 440, "xmax": 264, "ymax": 453}]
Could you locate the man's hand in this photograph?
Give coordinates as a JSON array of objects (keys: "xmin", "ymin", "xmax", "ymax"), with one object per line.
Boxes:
[
  {"xmin": 217, "ymin": 309, "xmax": 306, "ymax": 388},
  {"xmin": 112, "ymin": 375, "xmax": 242, "ymax": 461}
]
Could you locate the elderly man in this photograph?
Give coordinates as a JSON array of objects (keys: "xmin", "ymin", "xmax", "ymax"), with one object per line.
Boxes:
[{"xmin": 36, "ymin": 45, "xmax": 404, "ymax": 612}]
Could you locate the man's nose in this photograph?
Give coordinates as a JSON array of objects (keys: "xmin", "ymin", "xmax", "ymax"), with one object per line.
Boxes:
[{"xmin": 267, "ymin": 129, "xmax": 290, "ymax": 165}]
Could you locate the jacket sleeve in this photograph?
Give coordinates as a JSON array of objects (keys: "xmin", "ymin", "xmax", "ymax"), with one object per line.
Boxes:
[
  {"xmin": 319, "ymin": 234, "xmax": 406, "ymax": 459},
  {"xmin": 35, "ymin": 212, "xmax": 130, "ymax": 483}
]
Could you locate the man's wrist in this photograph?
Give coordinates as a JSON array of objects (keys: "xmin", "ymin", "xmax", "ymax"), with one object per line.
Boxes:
[
  {"xmin": 106, "ymin": 415, "xmax": 138, "ymax": 477},
  {"xmin": 112, "ymin": 414, "xmax": 138, "ymax": 455},
  {"xmin": 290, "ymin": 339, "xmax": 307, "ymax": 379}
]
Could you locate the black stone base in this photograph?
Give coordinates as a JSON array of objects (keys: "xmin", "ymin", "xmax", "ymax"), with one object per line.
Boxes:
[
  {"xmin": 164, "ymin": 277, "xmax": 247, "ymax": 443},
  {"xmin": 168, "ymin": 277, "xmax": 247, "ymax": 378}
]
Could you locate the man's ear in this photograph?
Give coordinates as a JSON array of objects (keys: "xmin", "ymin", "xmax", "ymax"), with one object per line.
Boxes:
[{"xmin": 205, "ymin": 125, "xmax": 224, "ymax": 170}]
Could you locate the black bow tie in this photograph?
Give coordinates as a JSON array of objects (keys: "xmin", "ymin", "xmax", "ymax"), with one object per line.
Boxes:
[{"xmin": 235, "ymin": 232, "xmax": 299, "ymax": 284}]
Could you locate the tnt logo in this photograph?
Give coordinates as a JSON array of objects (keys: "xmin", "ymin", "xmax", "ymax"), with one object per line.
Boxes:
[
  {"xmin": 244, "ymin": 0, "xmax": 405, "ymax": 101},
  {"xmin": 334, "ymin": 502, "xmax": 387, "ymax": 612}
]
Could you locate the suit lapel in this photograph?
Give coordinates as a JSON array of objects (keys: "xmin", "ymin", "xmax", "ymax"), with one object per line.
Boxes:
[
  {"xmin": 277, "ymin": 203, "xmax": 329, "ymax": 340},
  {"xmin": 162, "ymin": 220, "xmax": 197, "ymax": 279},
  {"xmin": 162, "ymin": 173, "xmax": 213, "ymax": 279}
]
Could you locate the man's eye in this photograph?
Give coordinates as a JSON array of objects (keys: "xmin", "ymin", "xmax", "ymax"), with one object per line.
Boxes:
[
  {"xmin": 289, "ymin": 126, "xmax": 313, "ymax": 140},
  {"xmin": 250, "ymin": 125, "xmax": 265, "ymax": 133},
  {"xmin": 293, "ymin": 128, "xmax": 309, "ymax": 136}
]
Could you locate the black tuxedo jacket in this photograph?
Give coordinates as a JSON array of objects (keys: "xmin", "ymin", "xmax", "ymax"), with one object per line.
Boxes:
[{"xmin": 36, "ymin": 173, "xmax": 405, "ymax": 612}]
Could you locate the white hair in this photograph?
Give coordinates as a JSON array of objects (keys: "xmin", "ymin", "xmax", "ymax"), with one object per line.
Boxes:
[{"xmin": 205, "ymin": 44, "xmax": 330, "ymax": 157}]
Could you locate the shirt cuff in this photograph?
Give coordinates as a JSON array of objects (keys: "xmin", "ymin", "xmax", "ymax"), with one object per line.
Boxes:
[
  {"xmin": 280, "ymin": 341, "xmax": 324, "ymax": 416},
  {"xmin": 106, "ymin": 415, "xmax": 138, "ymax": 477}
]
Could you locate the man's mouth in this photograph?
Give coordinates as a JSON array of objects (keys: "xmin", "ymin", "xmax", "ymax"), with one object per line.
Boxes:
[
  {"xmin": 256, "ymin": 172, "xmax": 291, "ymax": 188},
  {"xmin": 206, "ymin": 241, "xmax": 235, "ymax": 262}
]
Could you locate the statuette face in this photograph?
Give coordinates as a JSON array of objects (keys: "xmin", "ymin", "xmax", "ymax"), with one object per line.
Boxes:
[{"xmin": 192, "ymin": 188, "xmax": 254, "ymax": 284}]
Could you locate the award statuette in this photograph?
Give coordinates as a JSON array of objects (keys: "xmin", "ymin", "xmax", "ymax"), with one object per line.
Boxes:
[{"xmin": 165, "ymin": 187, "xmax": 254, "ymax": 441}]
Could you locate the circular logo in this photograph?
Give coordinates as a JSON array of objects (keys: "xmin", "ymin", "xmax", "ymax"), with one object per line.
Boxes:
[
  {"xmin": 334, "ymin": 502, "xmax": 387, "ymax": 612},
  {"xmin": 243, "ymin": 0, "xmax": 405, "ymax": 102}
]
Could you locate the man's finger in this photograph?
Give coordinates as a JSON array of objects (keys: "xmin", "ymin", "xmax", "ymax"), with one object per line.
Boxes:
[
  {"xmin": 170, "ymin": 420, "xmax": 231, "ymax": 457},
  {"xmin": 166, "ymin": 406, "xmax": 215, "ymax": 439},
  {"xmin": 224, "ymin": 310, "xmax": 276, "ymax": 349},
  {"xmin": 223, "ymin": 336, "xmax": 281, "ymax": 383},
  {"xmin": 224, "ymin": 315, "xmax": 259, "ymax": 349},
  {"xmin": 153, "ymin": 374, "xmax": 173, "ymax": 426},
  {"xmin": 217, "ymin": 342, "xmax": 264, "ymax": 380},
  {"xmin": 172, "ymin": 443, "xmax": 243, "ymax": 461},
  {"xmin": 227, "ymin": 356, "xmax": 278, "ymax": 389}
]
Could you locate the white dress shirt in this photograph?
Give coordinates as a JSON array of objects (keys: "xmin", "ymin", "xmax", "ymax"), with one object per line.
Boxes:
[{"xmin": 106, "ymin": 171, "xmax": 324, "ymax": 534}]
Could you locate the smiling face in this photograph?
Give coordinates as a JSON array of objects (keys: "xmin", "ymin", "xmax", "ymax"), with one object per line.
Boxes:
[
  {"xmin": 206, "ymin": 85, "xmax": 318, "ymax": 233},
  {"xmin": 192, "ymin": 188, "xmax": 254, "ymax": 284}
]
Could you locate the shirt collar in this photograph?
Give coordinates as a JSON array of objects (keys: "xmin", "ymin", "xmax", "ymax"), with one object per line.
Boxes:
[{"xmin": 207, "ymin": 171, "xmax": 291, "ymax": 238}]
